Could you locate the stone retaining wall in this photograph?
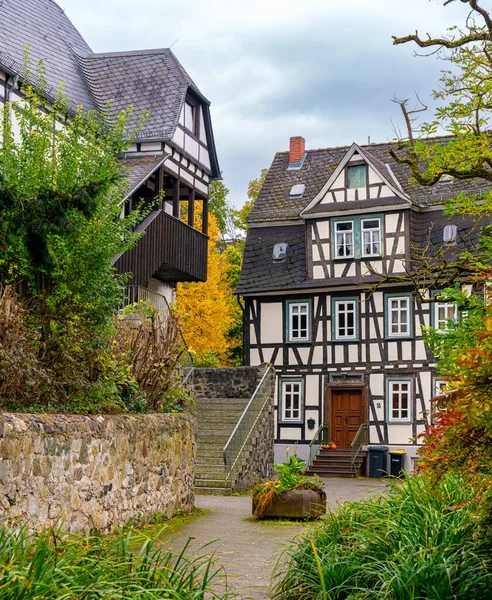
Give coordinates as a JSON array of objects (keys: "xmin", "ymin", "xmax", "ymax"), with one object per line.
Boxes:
[
  {"xmin": 191, "ymin": 366, "xmax": 260, "ymax": 399},
  {"xmin": 0, "ymin": 413, "xmax": 196, "ymax": 533}
]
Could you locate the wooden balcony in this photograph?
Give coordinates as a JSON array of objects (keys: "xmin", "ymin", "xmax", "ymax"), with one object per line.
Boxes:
[{"xmin": 114, "ymin": 209, "xmax": 208, "ymax": 284}]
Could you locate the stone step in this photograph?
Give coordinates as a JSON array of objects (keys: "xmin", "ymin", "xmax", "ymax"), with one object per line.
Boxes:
[
  {"xmin": 195, "ymin": 465, "xmax": 225, "ymax": 479},
  {"xmin": 195, "ymin": 487, "xmax": 232, "ymax": 496},
  {"xmin": 194, "ymin": 397, "xmax": 250, "ymax": 405},
  {"xmin": 195, "ymin": 478, "xmax": 229, "ymax": 489}
]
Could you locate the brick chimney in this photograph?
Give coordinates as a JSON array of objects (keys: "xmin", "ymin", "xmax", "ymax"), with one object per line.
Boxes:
[{"xmin": 289, "ymin": 136, "xmax": 305, "ymax": 164}]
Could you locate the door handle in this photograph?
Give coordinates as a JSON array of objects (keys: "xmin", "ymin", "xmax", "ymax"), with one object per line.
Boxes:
[{"xmin": 345, "ymin": 417, "xmax": 348, "ymax": 424}]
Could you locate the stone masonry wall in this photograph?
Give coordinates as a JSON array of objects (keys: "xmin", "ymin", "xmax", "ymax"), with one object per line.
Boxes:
[
  {"xmin": 0, "ymin": 413, "xmax": 196, "ymax": 533},
  {"xmin": 233, "ymin": 366, "xmax": 275, "ymax": 490},
  {"xmin": 191, "ymin": 366, "xmax": 260, "ymax": 399}
]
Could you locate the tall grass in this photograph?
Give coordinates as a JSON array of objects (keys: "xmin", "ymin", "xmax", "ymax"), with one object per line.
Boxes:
[
  {"xmin": 0, "ymin": 525, "xmax": 234, "ymax": 599},
  {"xmin": 273, "ymin": 472, "xmax": 492, "ymax": 600}
]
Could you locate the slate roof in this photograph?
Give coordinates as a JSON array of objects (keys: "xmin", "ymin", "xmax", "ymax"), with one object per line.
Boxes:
[
  {"xmin": 249, "ymin": 139, "xmax": 491, "ymax": 224},
  {"xmin": 0, "ymin": 0, "xmax": 95, "ymax": 112},
  {"xmin": 119, "ymin": 155, "xmax": 169, "ymax": 199},
  {"xmin": 237, "ymin": 225, "xmax": 307, "ymax": 294},
  {"xmin": 80, "ymin": 49, "xmax": 203, "ymax": 141}
]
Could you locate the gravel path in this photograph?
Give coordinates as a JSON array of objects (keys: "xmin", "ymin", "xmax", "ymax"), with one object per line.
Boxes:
[{"xmin": 163, "ymin": 478, "xmax": 387, "ymax": 600}]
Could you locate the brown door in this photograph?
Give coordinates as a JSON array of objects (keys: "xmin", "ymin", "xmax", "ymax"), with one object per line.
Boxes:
[{"xmin": 330, "ymin": 389, "xmax": 363, "ymax": 449}]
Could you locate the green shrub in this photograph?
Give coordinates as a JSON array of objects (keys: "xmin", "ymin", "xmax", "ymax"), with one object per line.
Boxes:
[
  {"xmin": 0, "ymin": 524, "xmax": 234, "ymax": 599},
  {"xmin": 273, "ymin": 472, "xmax": 491, "ymax": 600}
]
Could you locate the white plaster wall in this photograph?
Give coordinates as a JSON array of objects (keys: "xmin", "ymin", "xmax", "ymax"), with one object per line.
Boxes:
[
  {"xmin": 141, "ymin": 142, "xmax": 161, "ymax": 152},
  {"xmin": 250, "ymin": 348, "xmax": 261, "ymax": 366},
  {"xmin": 387, "ymin": 424, "xmax": 414, "ymax": 445},
  {"xmin": 184, "ymin": 134, "xmax": 199, "ymax": 160},
  {"xmin": 279, "ymin": 428, "xmax": 302, "ymax": 441},
  {"xmin": 260, "ymin": 302, "xmax": 283, "ymax": 344},
  {"xmin": 305, "ymin": 375, "xmax": 318, "ymax": 407},
  {"xmin": 146, "ymin": 278, "xmax": 175, "ymax": 304},
  {"xmin": 368, "ymin": 166, "xmax": 383, "ymax": 185},
  {"xmin": 172, "ymin": 128, "xmax": 184, "ymax": 149},
  {"xmin": 385, "ymin": 213, "xmax": 399, "ymax": 234},
  {"xmin": 199, "ymin": 147, "xmax": 211, "ymax": 170},
  {"xmin": 317, "ymin": 221, "xmax": 330, "ymax": 239}
]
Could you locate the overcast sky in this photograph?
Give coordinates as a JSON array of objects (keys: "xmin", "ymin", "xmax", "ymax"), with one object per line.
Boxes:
[{"xmin": 59, "ymin": 0, "xmax": 471, "ymax": 208}]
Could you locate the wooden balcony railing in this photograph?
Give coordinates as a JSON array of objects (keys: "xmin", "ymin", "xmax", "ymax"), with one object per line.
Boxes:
[{"xmin": 114, "ymin": 210, "xmax": 208, "ymax": 284}]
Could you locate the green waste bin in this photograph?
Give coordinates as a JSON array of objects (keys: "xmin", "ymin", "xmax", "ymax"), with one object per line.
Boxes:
[
  {"xmin": 368, "ymin": 446, "xmax": 388, "ymax": 478},
  {"xmin": 389, "ymin": 449, "xmax": 406, "ymax": 477}
]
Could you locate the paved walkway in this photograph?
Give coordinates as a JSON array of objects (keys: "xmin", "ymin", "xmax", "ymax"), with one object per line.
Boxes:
[{"xmin": 162, "ymin": 478, "xmax": 388, "ymax": 600}]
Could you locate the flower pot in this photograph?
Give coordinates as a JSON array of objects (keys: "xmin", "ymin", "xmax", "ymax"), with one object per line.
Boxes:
[{"xmin": 252, "ymin": 489, "xmax": 326, "ymax": 520}]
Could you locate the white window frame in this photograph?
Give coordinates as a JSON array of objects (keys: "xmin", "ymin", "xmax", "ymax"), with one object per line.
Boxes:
[
  {"xmin": 335, "ymin": 220, "xmax": 354, "ymax": 258},
  {"xmin": 361, "ymin": 217, "xmax": 381, "ymax": 257},
  {"xmin": 280, "ymin": 379, "xmax": 303, "ymax": 422},
  {"xmin": 434, "ymin": 299, "xmax": 457, "ymax": 332},
  {"xmin": 387, "ymin": 379, "xmax": 412, "ymax": 423},
  {"xmin": 287, "ymin": 301, "xmax": 310, "ymax": 342},
  {"xmin": 387, "ymin": 295, "xmax": 411, "ymax": 338},
  {"xmin": 334, "ymin": 299, "xmax": 357, "ymax": 340}
]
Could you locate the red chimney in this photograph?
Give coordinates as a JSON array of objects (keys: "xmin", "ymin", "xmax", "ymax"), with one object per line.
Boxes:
[{"xmin": 289, "ymin": 136, "xmax": 305, "ymax": 164}]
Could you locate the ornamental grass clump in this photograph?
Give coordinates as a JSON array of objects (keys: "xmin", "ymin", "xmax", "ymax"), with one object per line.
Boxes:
[
  {"xmin": 252, "ymin": 454, "xmax": 324, "ymax": 520},
  {"xmin": 0, "ymin": 524, "xmax": 234, "ymax": 599},
  {"xmin": 273, "ymin": 472, "xmax": 492, "ymax": 600}
]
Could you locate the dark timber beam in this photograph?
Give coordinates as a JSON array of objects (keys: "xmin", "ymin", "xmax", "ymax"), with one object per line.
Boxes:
[
  {"xmin": 202, "ymin": 197, "xmax": 208, "ymax": 236},
  {"xmin": 188, "ymin": 188, "xmax": 195, "ymax": 227},
  {"xmin": 172, "ymin": 177, "xmax": 180, "ymax": 218}
]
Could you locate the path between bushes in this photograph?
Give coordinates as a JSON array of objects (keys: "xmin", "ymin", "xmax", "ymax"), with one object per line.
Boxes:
[{"xmin": 162, "ymin": 478, "xmax": 388, "ymax": 600}]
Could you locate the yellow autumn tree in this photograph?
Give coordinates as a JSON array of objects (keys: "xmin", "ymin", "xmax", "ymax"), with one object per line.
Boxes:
[{"xmin": 175, "ymin": 211, "xmax": 235, "ymax": 366}]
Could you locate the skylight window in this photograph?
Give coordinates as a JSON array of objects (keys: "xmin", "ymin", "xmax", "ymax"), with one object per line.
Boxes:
[
  {"xmin": 443, "ymin": 224, "xmax": 458, "ymax": 244},
  {"xmin": 439, "ymin": 174, "xmax": 454, "ymax": 184},
  {"xmin": 273, "ymin": 243, "xmax": 288, "ymax": 261},
  {"xmin": 289, "ymin": 184, "xmax": 305, "ymax": 198}
]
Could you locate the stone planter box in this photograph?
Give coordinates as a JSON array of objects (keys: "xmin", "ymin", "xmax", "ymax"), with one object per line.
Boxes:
[{"xmin": 252, "ymin": 489, "xmax": 327, "ymax": 520}]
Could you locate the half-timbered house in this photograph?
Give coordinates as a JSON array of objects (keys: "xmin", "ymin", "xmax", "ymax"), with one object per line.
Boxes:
[
  {"xmin": 237, "ymin": 136, "xmax": 488, "ymax": 473},
  {"xmin": 0, "ymin": 0, "xmax": 219, "ymax": 302}
]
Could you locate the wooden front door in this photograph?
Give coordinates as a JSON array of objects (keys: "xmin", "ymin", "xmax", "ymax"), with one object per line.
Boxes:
[{"xmin": 330, "ymin": 389, "xmax": 363, "ymax": 450}]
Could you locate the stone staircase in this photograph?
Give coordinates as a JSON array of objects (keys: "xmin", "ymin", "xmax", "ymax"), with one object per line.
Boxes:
[
  {"xmin": 306, "ymin": 449, "xmax": 367, "ymax": 478},
  {"xmin": 194, "ymin": 396, "xmax": 250, "ymax": 494},
  {"xmin": 190, "ymin": 365, "xmax": 275, "ymax": 495}
]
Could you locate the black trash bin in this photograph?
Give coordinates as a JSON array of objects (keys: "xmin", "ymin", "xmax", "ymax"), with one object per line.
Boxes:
[
  {"xmin": 368, "ymin": 446, "xmax": 388, "ymax": 478},
  {"xmin": 389, "ymin": 450, "xmax": 406, "ymax": 477}
]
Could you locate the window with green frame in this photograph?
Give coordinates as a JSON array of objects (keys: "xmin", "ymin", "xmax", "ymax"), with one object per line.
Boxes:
[
  {"xmin": 332, "ymin": 297, "xmax": 359, "ymax": 340},
  {"xmin": 386, "ymin": 378, "xmax": 412, "ymax": 423},
  {"xmin": 286, "ymin": 300, "xmax": 311, "ymax": 342},
  {"xmin": 431, "ymin": 291, "xmax": 457, "ymax": 332},
  {"xmin": 332, "ymin": 215, "xmax": 383, "ymax": 259},
  {"xmin": 280, "ymin": 379, "xmax": 303, "ymax": 422},
  {"xmin": 385, "ymin": 293, "xmax": 412, "ymax": 338}
]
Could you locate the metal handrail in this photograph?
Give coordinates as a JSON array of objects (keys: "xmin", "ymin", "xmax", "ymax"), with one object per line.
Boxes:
[
  {"xmin": 222, "ymin": 364, "xmax": 274, "ymax": 483},
  {"xmin": 350, "ymin": 423, "xmax": 368, "ymax": 473},
  {"xmin": 308, "ymin": 424, "xmax": 327, "ymax": 469}
]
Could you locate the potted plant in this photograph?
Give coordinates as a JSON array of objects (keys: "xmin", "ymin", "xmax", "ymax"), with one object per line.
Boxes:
[{"xmin": 251, "ymin": 453, "xmax": 326, "ymax": 520}]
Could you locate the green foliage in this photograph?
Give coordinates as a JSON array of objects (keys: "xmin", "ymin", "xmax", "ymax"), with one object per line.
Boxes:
[
  {"xmin": 252, "ymin": 454, "xmax": 324, "ymax": 520},
  {"xmin": 0, "ymin": 60, "xmax": 193, "ymax": 413},
  {"xmin": 0, "ymin": 524, "xmax": 233, "ymax": 599},
  {"xmin": 274, "ymin": 472, "xmax": 492, "ymax": 600},
  {"xmin": 233, "ymin": 168, "xmax": 268, "ymax": 234}
]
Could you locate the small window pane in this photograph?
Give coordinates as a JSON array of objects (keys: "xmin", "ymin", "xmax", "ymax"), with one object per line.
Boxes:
[
  {"xmin": 347, "ymin": 165, "xmax": 367, "ymax": 188},
  {"xmin": 288, "ymin": 302, "xmax": 310, "ymax": 341},
  {"xmin": 282, "ymin": 380, "xmax": 302, "ymax": 421},
  {"xmin": 335, "ymin": 222, "xmax": 354, "ymax": 257}
]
